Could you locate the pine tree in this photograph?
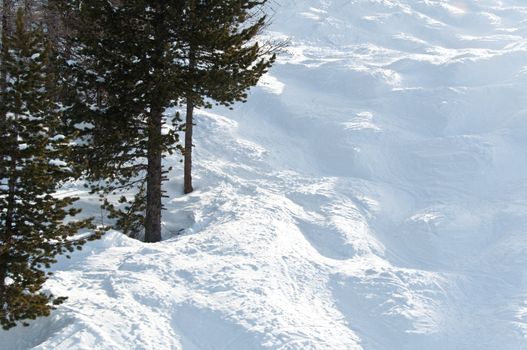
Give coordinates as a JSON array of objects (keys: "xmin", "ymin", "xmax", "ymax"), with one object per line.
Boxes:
[
  {"xmin": 56, "ymin": 0, "xmax": 185, "ymax": 242},
  {"xmin": 57, "ymin": 1, "xmax": 275, "ymax": 241},
  {"xmin": 0, "ymin": 9, "xmax": 97, "ymax": 330},
  {"xmin": 179, "ymin": 0, "xmax": 275, "ymax": 194}
]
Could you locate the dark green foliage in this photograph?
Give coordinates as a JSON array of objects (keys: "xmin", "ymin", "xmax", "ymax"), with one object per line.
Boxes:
[
  {"xmin": 103, "ymin": 182, "xmax": 147, "ymax": 240},
  {"xmin": 0, "ymin": 9, "xmax": 99, "ymax": 330},
  {"xmin": 56, "ymin": 1, "xmax": 275, "ymax": 241},
  {"xmin": 56, "ymin": 0, "xmax": 184, "ymax": 241},
  {"xmin": 180, "ymin": 0, "xmax": 276, "ymax": 108}
]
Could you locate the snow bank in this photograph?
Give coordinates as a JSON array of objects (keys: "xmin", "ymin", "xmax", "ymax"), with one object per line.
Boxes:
[{"xmin": 3, "ymin": 0, "xmax": 527, "ymax": 349}]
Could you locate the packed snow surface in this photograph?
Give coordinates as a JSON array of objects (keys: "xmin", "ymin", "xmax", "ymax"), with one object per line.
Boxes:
[{"xmin": 3, "ymin": 0, "xmax": 527, "ymax": 349}]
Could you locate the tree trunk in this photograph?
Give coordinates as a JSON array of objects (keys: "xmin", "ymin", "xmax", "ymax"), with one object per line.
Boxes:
[
  {"xmin": 183, "ymin": 47, "xmax": 196, "ymax": 195},
  {"xmin": 183, "ymin": 97, "xmax": 194, "ymax": 194},
  {"xmin": 144, "ymin": 108, "xmax": 163, "ymax": 243}
]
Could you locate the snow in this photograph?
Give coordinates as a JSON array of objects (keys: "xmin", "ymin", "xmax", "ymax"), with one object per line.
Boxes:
[
  {"xmin": 3, "ymin": 0, "xmax": 527, "ymax": 349},
  {"xmin": 48, "ymin": 159, "xmax": 68, "ymax": 167}
]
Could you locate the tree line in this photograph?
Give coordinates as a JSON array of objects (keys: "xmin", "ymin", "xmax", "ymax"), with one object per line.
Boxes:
[{"xmin": 1, "ymin": 0, "xmax": 275, "ymax": 330}]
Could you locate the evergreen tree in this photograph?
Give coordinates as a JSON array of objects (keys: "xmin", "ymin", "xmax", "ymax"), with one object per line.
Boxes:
[
  {"xmin": 179, "ymin": 0, "xmax": 275, "ymax": 194},
  {"xmin": 57, "ymin": 0, "xmax": 275, "ymax": 241},
  {"xmin": 0, "ymin": 9, "xmax": 97, "ymax": 330},
  {"xmin": 56, "ymin": 0, "xmax": 183, "ymax": 242}
]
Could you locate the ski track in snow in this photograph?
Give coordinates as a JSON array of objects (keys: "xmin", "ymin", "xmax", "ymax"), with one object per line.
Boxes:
[{"xmin": 3, "ymin": 0, "xmax": 527, "ymax": 349}]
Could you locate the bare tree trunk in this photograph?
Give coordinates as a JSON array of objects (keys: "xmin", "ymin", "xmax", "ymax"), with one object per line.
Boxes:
[
  {"xmin": 183, "ymin": 85, "xmax": 195, "ymax": 194},
  {"xmin": 143, "ymin": 2, "xmax": 167, "ymax": 243},
  {"xmin": 144, "ymin": 107, "xmax": 163, "ymax": 243},
  {"xmin": 183, "ymin": 8, "xmax": 196, "ymax": 195}
]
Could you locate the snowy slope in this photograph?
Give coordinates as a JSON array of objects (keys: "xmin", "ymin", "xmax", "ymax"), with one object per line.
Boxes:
[{"xmin": 3, "ymin": 0, "xmax": 527, "ymax": 349}]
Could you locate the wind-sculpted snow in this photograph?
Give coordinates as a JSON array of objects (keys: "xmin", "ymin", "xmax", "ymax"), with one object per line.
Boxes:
[{"xmin": 3, "ymin": 0, "xmax": 527, "ymax": 349}]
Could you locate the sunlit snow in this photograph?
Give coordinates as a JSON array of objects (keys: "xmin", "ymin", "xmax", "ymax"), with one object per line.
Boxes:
[{"xmin": 3, "ymin": 0, "xmax": 527, "ymax": 349}]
